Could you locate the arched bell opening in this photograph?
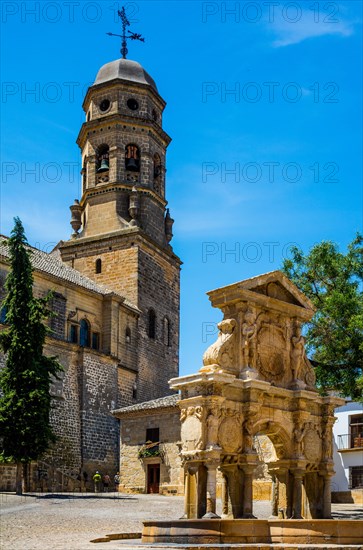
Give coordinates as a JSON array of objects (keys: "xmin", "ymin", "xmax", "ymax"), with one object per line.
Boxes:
[
  {"xmin": 125, "ymin": 144, "xmax": 140, "ymax": 172},
  {"xmin": 96, "ymin": 144, "xmax": 110, "ymax": 183}
]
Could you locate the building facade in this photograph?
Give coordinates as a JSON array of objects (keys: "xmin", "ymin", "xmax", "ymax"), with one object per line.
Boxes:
[
  {"xmin": 332, "ymin": 400, "xmax": 363, "ymax": 504},
  {"xmin": 0, "ymin": 55, "xmax": 181, "ymax": 489},
  {"xmin": 113, "ymin": 394, "xmax": 183, "ymax": 495}
]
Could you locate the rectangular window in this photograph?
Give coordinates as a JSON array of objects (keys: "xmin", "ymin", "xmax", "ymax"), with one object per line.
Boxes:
[
  {"xmin": 350, "ymin": 466, "xmax": 363, "ymax": 489},
  {"xmin": 350, "ymin": 415, "xmax": 363, "ymax": 448},
  {"xmin": 146, "ymin": 428, "xmax": 159, "ymax": 443},
  {"xmin": 70, "ymin": 325, "xmax": 78, "ymax": 344},
  {"xmin": 92, "ymin": 332, "xmax": 100, "ymax": 350}
]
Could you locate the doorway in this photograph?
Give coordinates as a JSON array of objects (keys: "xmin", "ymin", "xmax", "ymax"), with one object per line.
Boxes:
[{"xmin": 147, "ymin": 464, "xmax": 160, "ymax": 494}]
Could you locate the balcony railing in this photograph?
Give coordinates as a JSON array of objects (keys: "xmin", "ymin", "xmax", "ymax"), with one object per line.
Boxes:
[
  {"xmin": 138, "ymin": 441, "xmax": 161, "ymax": 459},
  {"xmin": 337, "ymin": 434, "xmax": 363, "ymax": 450}
]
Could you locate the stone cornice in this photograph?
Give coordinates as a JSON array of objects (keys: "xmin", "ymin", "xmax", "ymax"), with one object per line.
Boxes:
[
  {"xmin": 82, "ymin": 78, "xmax": 166, "ymax": 112},
  {"xmin": 60, "ymin": 228, "xmax": 182, "ymax": 268},
  {"xmin": 77, "ymin": 113, "xmax": 171, "ymax": 149},
  {"xmin": 79, "ymin": 182, "xmax": 167, "ymax": 209}
]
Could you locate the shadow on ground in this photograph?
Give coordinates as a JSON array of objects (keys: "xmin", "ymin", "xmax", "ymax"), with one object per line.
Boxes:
[
  {"xmin": 1, "ymin": 492, "xmax": 138, "ymax": 501},
  {"xmin": 332, "ymin": 509, "xmax": 363, "ymax": 520}
]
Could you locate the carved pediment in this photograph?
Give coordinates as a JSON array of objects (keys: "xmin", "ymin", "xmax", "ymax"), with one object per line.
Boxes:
[
  {"xmin": 207, "ymin": 271, "xmax": 315, "ymax": 321},
  {"xmin": 253, "ymin": 281, "xmax": 301, "ymax": 306}
]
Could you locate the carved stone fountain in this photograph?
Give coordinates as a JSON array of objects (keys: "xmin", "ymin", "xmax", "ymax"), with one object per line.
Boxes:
[{"xmin": 142, "ymin": 271, "xmax": 362, "ymax": 546}]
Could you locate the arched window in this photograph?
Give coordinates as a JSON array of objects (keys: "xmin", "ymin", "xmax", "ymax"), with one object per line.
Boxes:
[
  {"xmin": 95, "ymin": 259, "xmax": 102, "ymax": 274},
  {"xmin": 80, "ymin": 319, "xmax": 90, "ymax": 347},
  {"xmin": 96, "ymin": 144, "xmax": 109, "ymax": 173},
  {"xmin": 163, "ymin": 317, "xmax": 171, "ymax": 347},
  {"xmin": 125, "ymin": 327, "xmax": 131, "ymax": 344},
  {"xmin": 153, "ymin": 153, "xmax": 161, "ymax": 194},
  {"xmin": 125, "ymin": 144, "xmax": 140, "ymax": 172},
  {"xmin": 148, "ymin": 309, "xmax": 156, "ymax": 339}
]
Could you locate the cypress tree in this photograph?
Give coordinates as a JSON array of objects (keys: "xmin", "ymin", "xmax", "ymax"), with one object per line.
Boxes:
[{"xmin": 0, "ymin": 218, "xmax": 62, "ymax": 494}]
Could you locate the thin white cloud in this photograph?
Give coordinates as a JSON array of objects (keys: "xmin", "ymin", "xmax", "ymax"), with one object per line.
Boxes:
[{"xmin": 269, "ymin": 10, "xmax": 356, "ymax": 47}]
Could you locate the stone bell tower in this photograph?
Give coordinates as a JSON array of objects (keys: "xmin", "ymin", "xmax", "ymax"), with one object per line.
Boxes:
[{"xmin": 59, "ymin": 54, "xmax": 181, "ymax": 401}]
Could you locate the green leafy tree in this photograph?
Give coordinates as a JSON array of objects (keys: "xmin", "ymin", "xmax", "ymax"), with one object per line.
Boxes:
[
  {"xmin": 0, "ymin": 218, "xmax": 62, "ymax": 494},
  {"xmin": 282, "ymin": 234, "xmax": 363, "ymax": 401}
]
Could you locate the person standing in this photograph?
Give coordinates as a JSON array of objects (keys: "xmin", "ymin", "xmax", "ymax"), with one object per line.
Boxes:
[
  {"xmin": 114, "ymin": 472, "xmax": 120, "ymax": 492},
  {"xmin": 93, "ymin": 471, "xmax": 102, "ymax": 493},
  {"xmin": 103, "ymin": 473, "xmax": 110, "ymax": 492}
]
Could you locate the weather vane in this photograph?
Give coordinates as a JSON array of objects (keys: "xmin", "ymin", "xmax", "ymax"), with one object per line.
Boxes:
[{"xmin": 106, "ymin": 7, "xmax": 145, "ymax": 59}]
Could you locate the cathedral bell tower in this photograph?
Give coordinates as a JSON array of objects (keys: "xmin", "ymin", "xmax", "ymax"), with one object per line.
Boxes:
[{"xmin": 59, "ymin": 50, "xmax": 181, "ymax": 401}]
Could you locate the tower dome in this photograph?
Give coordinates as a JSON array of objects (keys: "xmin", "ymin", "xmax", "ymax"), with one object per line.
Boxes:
[{"xmin": 94, "ymin": 58, "xmax": 158, "ymax": 92}]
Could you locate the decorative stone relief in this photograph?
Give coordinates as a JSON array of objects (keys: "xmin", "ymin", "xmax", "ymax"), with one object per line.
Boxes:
[
  {"xmin": 321, "ymin": 418, "xmax": 335, "ymax": 460},
  {"xmin": 243, "ymin": 414, "xmax": 258, "ymax": 452},
  {"xmin": 218, "ymin": 417, "xmax": 242, "ymax": 453},
  {"xmin": 256, "ymin": 323, "xmax": 287, "ymax": 380},
  {"xmin": 290, "ymin": 322, "xmax": 306, "ymax": 388},
  {"xmin": 180, "ymin": 407, "xmax": 205, "ymax": 451},
  {"xmin": 304, "ymin": 429, "xmax": 322, "ymax": 462},
  {"xmin": 293, "ymin": 424, "xmax": 306, "ymax": 458},
  {"xmin": 241, "ymin": 309, "xmax": 257, "ymax": 369},
  {"xmin": 206, "ymin": 407, "xmax": 221, "ymax": 449}
]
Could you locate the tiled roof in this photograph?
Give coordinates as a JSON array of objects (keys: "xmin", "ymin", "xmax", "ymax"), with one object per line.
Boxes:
[
  {"xmin": 112, "ymin": 393, "xmax": 180, "ymax": 416},
  {"xmin": 0, "ymin": 237, "xmax": 138, "ymax": 311}
]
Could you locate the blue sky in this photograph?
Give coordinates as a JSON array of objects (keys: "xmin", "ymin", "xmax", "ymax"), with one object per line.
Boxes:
[{"xmin": 1, "ymin": 1, "xmax": 362, "ymax": 375}]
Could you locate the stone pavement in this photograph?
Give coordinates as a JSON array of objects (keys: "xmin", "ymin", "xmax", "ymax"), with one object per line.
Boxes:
[{"xmin": 1, "ymin": 493, "xmax": 362, "ymax": 550}]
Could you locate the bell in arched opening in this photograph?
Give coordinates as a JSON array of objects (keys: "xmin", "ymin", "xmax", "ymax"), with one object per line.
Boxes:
[
  {"xmin": 97, "ymin": 144, "xmax": 110, "ymax": 173},
  {"xmin": 125, "ymin": 144, "xmax": 140, "ymax": 172},
  {"xmin": 97, "ymin": 157, "xmax": 109, "ymax": 173}
]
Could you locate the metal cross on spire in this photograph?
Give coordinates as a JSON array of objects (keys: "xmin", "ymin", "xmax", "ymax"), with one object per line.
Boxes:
[{"xmin": 106, "ymin": 7, "xmax": 145, "ymax": 59}]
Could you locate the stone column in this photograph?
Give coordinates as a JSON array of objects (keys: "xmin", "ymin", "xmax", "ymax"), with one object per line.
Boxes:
[
  {"xmin": 270, "ymin": 475, "xmax": 279, "ymax": 518},
  {"xmin": 242, "ymin": 465, "xmax": 255, "ymax": 518},
  {"xmin": 181, "ymin": 468, "xmax": 190, "ymax": 519},
  {"xmin": 286, "ymin": 471, "xmax": 293, "ymax": 519},
  {"xmin": 221, "ymin": 472, "xmax": 229, "ymax": 517},
  {"xmin": 203, "ymin": 462, "xmax": 220, "ymax": 518},
  {"xmin": 291, "ymin": 469, "xmax": 304, "ymax": 519},
  {"xmin": 271, "ymin": 466, "xmax": 288, "ymax": 518},
  {"xmin": 182, "ymin": 465, "xmax": 198, "ymax": 519},
  {"xmin": 322, "ymin": 472, "xmax": 333, "ymax": 519}
]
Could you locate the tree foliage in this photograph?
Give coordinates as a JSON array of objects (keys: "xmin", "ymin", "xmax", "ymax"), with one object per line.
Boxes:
[
  {"xmin": 282, "ymin": 233, "xmax": 363, "ymax": 401},
  {"xmin": 0, "ymin": 218, "xmax": 62, "ymax": 490}
]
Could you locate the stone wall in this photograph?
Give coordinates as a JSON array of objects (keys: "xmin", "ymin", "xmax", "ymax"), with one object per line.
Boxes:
[{"xmin": 136, "ymin": 245, "xmax": 180, "ymax": 402}]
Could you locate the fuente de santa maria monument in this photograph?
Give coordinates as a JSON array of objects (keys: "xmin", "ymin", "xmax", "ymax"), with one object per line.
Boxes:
[{"xmin": 142, "ymin": 271, "xmax": 362, "ymax": 546}]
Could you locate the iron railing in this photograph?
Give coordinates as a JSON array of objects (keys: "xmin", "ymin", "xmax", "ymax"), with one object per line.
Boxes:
[{"xmin": 337, "ymin": 434, "xmax": 363, "ymax": 450}]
